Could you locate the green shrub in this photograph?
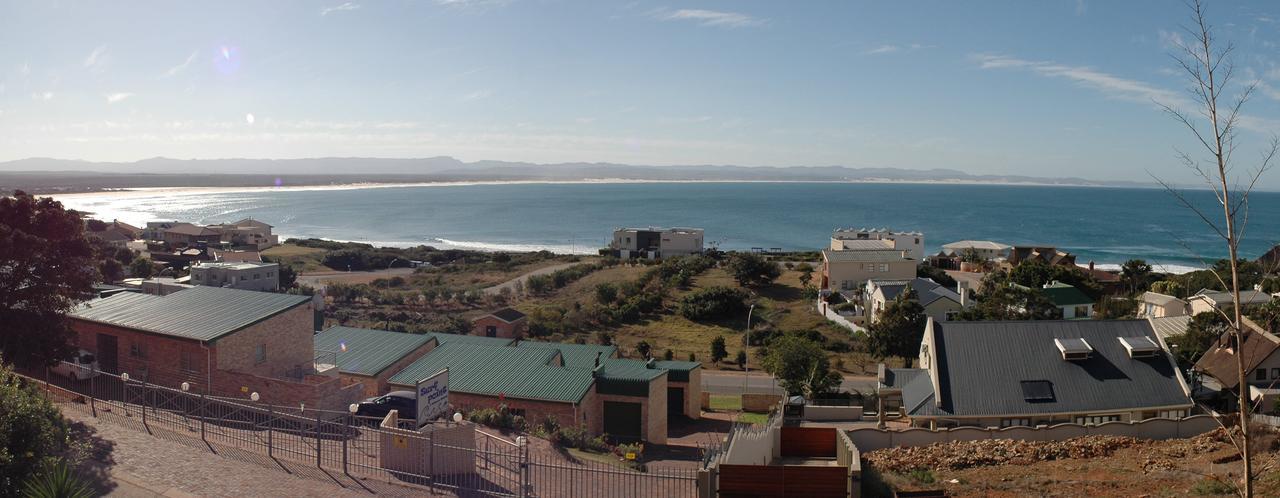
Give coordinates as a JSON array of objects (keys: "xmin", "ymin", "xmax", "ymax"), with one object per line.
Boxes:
[
  {"xmin": 466, "ymin": 405, "xmax": 526, "ymax": 431},
  {"xmin": 906, "ymin": 468, "xmax": 936, "ymax": 484},
  {"xmin": 0, "ymin": 361, "xmax": 69, "ymax": 495},
  {"xmin": 678, "ymin": 286, "xmax": 750, "ymax": 321},
  {"xmin": 22, "ymin": 459, "xmax": 92, "ymax": 498},
  {"xmin": 1190, "ymin": 477, "xmax": 1235, "ymax": 495}
]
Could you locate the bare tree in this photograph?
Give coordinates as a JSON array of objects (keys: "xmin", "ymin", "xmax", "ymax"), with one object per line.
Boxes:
[{"xmin": 1154, "ymin": 2, "xmax": 1280, "ymax": 496}]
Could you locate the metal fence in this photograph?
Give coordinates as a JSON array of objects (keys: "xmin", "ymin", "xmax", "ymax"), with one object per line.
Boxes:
[{"xmin": 29, "ymin": 361, "xmax": 699, "ymax": 497}]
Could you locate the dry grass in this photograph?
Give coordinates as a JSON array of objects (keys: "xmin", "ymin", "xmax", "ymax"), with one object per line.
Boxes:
[{"xmin": 261, "ymin": 244, "xmax": 328, "ymax": 272}]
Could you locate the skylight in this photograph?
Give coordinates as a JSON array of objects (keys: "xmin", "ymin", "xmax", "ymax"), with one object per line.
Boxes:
[
  {"xmin": 1119, "ymin": 336, "xmax": 1161, "ymax": 359},
  {"xmin": 1054, "ymin": 338, "xmax": 1093, "ymax": 361},
  {"xmin": 1021, "ymin": 380, "xmax": 1055, "ymax": 402}
]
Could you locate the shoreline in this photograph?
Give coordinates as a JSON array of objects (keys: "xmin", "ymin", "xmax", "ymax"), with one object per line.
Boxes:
[{"xmin": 46, "ymin": 177, "xmax": 1141, "ymax": 201}]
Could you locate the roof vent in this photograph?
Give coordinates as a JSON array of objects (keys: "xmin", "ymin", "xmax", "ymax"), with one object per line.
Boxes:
[
  {"xmin": 645, "ymin": 358, "xmax": 656, "ymax": 369},
  {"xmin": 1119, "ymin": 336, "xmax": 1161, "ymax": 359},
  {"xmin": 1020, "ymin": 380, "xmax": 1055, "ymax": 402},
  {"xmin": 1054, "ymin": 338, "xmax": 1093, "ymax": 361}
]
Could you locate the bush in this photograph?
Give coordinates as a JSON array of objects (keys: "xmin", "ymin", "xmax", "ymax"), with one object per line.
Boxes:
[
  {"xmin": 725, "ymin": 252, "xmax": 781, "ymax": 287},
  {"xmin": 0, "ymin": 361, "xmax": 69, "ymax": 495},
  {"xmin": 678, "ymin": 286, "xmax": 750, "ymax": 321},
  {"xmin": 466, "ymin": 405, "xmax": 526, "ymax": 431},
  {"xmin": 22, "ymin": 459, "xmax": 92, "ymax": 498}
]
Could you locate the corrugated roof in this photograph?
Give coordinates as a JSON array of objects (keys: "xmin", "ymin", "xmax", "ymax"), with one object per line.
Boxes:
[
  {"xmin": 428, "ymin": 333, "xmax": 518, "ymax": 347},
  {"xmin": 1140, "ymin": 291, "xmax": 1185, "ymax": 307},
  {"xmin": 516, "ymin": 341, "xmax": 617, "ymax": 368},
  {"xmin": 822, "ymin": 249, "xmax": 911, "ymax": 263},
  {"xmin": 904, "ymin": 320, "xmax": 1192, "ymax": 418},
  {"xmin": 833, "ymin": 239, "xmax": 895, "ymax": 250},
  {"xmin": 594, "ymin": 359, "xmax": 666, "ymax": 396},
  {"xmin": 1148, "ymin": 315, "xmax": 1191, "ymax": 341},
  {"xmin": 653, "ymin": 360, "xmax": 699, "ymax": 382},
  {"xmin": 314, "ymin": 326, "xmax": 433, "ymax": 376},
  {"xmin": 388, "ymin": 343, "xmax": 594, "ymax": 403},
  {"xmin": 71, "ymin": 287, "xmax": 310, "ymax": 343},
  {"xmin": 1193, "ymin": 289, "xmax": 1273, "ymax": 306},
  {"xmin": 871, "ymin": 277, "xmax": 962, "ymax": 307}
]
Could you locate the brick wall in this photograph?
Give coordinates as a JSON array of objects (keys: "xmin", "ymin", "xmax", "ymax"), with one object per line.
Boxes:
[
  {"xmin": 671, "ymin": 365, "xmax": 702, "ymax": 419},
  {"xmin": 647, "ymin": 372, "xmax": 668, "ymax": 444},
  {"xmin": 215, "ymin": 303, "xmax": 315, "ymax": 379},
  {"xmin": 446, "ymin": 391, "xmax": 592, "ymax": 429},
  {"xmin": 71, "ymin": 320, "xmax": 210, "ymax": 390},
  {"xmin": 210, "ymin": 368, "xmax": 363, "ymax": 411},
  {"xmin": 470, "ymin": 316, "xmax": 526, "ymax": 339}
]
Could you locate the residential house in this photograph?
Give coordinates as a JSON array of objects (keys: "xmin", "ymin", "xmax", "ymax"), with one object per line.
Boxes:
[
  {"xmin": 1006, "ymin": 246, "xmax": 1076, "ymax": 267},
  {"xmin": 939, "ymin": 240, "xmax": 1011, "ymax": 261},
  {"xmin": 386, "ymin": 338, "xmax": 702, "ymax": 443},
  {"xmin": 208, "ymin": 218, "xmax": 280, "ymax": 250},
  {"xmin": 161, "ymin": 223, "xmax": 222, "ymax": 247},
  {"xmin": 1194, "ymin": 317, "xmax": 1280, "ymax": 408},
  {"xmin": 1079, "ymin": 262, "xmax": 1124, "ymax": 295},
  {"xmin": 864, "ymin": 277, "xmax": 966, "ymax": 323},
  {"xmin": 878, "ymin": 318, "xmax": 1194, "ymax": 428},
  {"xmin": 471, "ymin": 308, "xmax": 528, "ymax": 339},
  {"xmin": 189, "ymin": 261, "xmax": 280, "ymax": 292},
  {"xmin": 1138, "ymin": 292, "xmax": 1189, "ymax": 318},
  {"xmin": 1188, "ymin": 289, "xmax": 1274, "ymax": 315},
  {"xmin": 209, "ymin": 248, "xmax": 263, "ymax": 263},
  {"xmin": 1040, "ymin": 281, "xmax": 1095, "ymax": 319},
  {"xmin": 831, "ymin": 228, "xmax": 924, "ymax": 260},
  {"xmin": 142, "ymin": 221, "xmax": 180, "ymax": 241},
  {"xmin": 68, "ymin": 287, "xmax": 359, "ymax": 410},
  {"xmin": 608, "ymin": 227, "xmax": 704, "ymax": 259},
  {"xmin": 86, "ymin": 219, "xmax": 141, "ymax": 247},
  {"xmin": 820, "ymin": 249, "xmax": 917, "ymax": 292}
]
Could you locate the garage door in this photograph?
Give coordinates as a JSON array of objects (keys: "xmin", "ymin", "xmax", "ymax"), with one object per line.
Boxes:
[
  {"xmin": 667, "ymin": 387, "xmax": 685, "ymax": 416},
  {"xmin": 603, "ymin": 401, "xmax": 642, "ymax": 442}
]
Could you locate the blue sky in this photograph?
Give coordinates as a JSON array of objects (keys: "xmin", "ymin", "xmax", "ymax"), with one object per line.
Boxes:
[{"xmin": 3, "ymin": 0, "xmax": 1280, "ymax": 185}]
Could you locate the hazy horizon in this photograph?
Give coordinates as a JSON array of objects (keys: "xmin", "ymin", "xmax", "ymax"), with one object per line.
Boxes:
[{"xmin": 4, "ymin": 1, "xmax": 1280, "ymax": 186}]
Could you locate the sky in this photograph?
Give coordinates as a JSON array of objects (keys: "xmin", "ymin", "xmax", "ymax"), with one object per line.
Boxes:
[{"xmin": 3, "ymin": 0, "xmax": 1280, "ymax": 185}]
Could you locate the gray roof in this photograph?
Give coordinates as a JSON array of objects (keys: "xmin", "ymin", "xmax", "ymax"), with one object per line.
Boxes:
[
  {"xmin": 941, "ymin": 240, "xmax": 1011, "ymax": 251},
  {"xmin": 71, "ymin": 287, "xmax": 310, "ymax": 343},
  {"xmin": 900, "ymin": 320, "xmax": 1191, "ymax": 419},
  {"xmin": 1139, "ymin": 291, "xmax": 1185, "ymax": 307},
  {"xmin": 871, "ymin": 278, "xmax": 962, "ymax": 307},
  {"xmin": 315, "ymin": 326, "xmax": 434, "ymax": 376},
  {"xmin": 1148, "ymin": 315, "xmax": 1191, "ymax": 341},
  {"xmin": 823, "ymin": 249, "xmax": 911, "ymax": 263},
  {"xmin": 1193, "ymin": 289, "xmax": 1273, "ymax": 306}
]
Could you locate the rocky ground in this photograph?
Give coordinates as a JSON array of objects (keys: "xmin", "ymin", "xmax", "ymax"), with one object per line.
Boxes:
[{"xmin": 863, "ymin": 427, "xmax": 1280, "ymax": 497}]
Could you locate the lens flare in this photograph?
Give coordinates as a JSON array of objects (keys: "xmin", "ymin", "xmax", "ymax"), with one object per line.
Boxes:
[
  {"xmin": 245, "ymin": 113, "xmax": 255, "ymax": 125},
  {"xmin": 214, "ymin": 46, "xmax": 242, "ymax": 75}
]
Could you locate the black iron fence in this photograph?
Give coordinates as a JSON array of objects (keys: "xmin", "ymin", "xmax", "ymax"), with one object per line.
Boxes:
[{"xmin": 30, "ymin": 361, "xmax": 699, "ymax": 497}]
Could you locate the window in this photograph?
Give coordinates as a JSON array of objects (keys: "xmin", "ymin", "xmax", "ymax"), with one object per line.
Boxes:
[
  {"xmin": 508, "ymin": 408, "xmax": 527, "ymax": 418},
  {"xmin": 254, "ymin": 344, "xmax": 267, "ymax": 364},
  {"xmin": 486, "ymin": 325, "xmax": 498, "ymax": 337},
  {"xmin": 193, "ymin": 274, "xmax": 201, "ymax": 281},
  {"xmin": 879, "ymin": 264, "xmax": 889, "ymax": 272},
  {"xmin": 944, "ymin": 311, "xmax": 960, "ymax": 321},
  {"xmin": 1074, "ymin": 415, "xmax": 1122, "ymax": 425},
  {"xmin": 999, "ymin": 418, "xmax": 1031, "ymax": 428},
  {"xmin": 1074, "ymin": 305, "xmax": 1090, "ymax": 317},
  {"xmin": 253, "ymin": 273, "xmax": 261, "ymax": 280},
  {"xmin": 129, "ymin": 342, "xmax": 148, "ymax": 359},
  {"xmin": 1158, "ymin": 409, "xmax": 1186, "ymax": 419},
  {"xmin": 267, "ymin": 271, "xmax": 273, "ymax": 278},
  {"xmin": 180, "ymin": 351, "xmax": 198, "ymax": 373},
  {"xmin": 1258, "ymin": 369, "xmax": 1269, "ymax": 381}
]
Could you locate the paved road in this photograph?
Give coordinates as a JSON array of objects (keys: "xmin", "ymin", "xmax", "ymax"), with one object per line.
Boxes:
[
  {"xmin": 482, "ymin": 262, "xmax": 583, "ymax": 295},
  {"xmin": 701, "ymin": 371, "xmax": 877, "ymax": 395},
  {"xmin": 296, "ymin": 267, "xmax": 417, "ymax": 291}
]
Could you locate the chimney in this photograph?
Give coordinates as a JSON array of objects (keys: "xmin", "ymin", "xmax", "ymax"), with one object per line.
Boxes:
[
  {"xmin": 594, "ymin": 351, "xmax": 602, "ymax": 368},
  {"xmin": 646, "ymin": 358, "xmax": 655, "ymax": 369},
  {"xmin": 1089, "ymin": 261, "xmax": 1095, "ymax": 271}
]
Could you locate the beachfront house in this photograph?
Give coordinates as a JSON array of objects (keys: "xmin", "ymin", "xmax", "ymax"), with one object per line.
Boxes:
[
  {"xmin": 1194, "ymin": 317, "xmax": 1280, "ymax": 410},
  {"xmin": 1006, "ymin": 246, "xmax": 1076, "ymax": 268},
  {"xmin": 608, "ymin": 227, "xmax": 704, "ymax": 259},
  {"xmin": 940, "ymin": 240, "xmax": 1011, "ymax": 261},
  {"xmin": 1188, "ymin": 289, "xmax": 1274, "ymax": 315},
  {"xmin": 1138, "ymin": 291, "xmax": 1189, "ymax": 318},
  {"xmin": 207, "ymin": 218, "xmax": 280, "ymax": 250},
  {"xmin": 877, "ymin": 318, "xmax": 1194, "ymax": 429},
  {"xmin": 820, "ymin": 249, "xmax": 917, "ymax": 292},
  {"xmin": 865, "ymin": 277, "xmax": 966, "ymax": 323},
  {"xmin": 189, "ymin": 261, "xmax": 280, "ymax": 292},
  {"xmin": 830, "ymin": 227, "xmax": 925, "ymax": 260}
]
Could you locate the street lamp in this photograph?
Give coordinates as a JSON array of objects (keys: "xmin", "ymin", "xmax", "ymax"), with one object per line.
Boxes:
[{"xmin": 743, "ymin": 304, "xmax": 755, "ymax": 396}]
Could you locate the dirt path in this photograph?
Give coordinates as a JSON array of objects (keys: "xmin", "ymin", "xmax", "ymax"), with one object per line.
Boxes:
[{"xmin": 482, "ymin": 262, "xmax": 582, "ymax": 295}]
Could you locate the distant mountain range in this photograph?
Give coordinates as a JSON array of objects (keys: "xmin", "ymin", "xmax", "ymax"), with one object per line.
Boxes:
[{"xmin": 0, "ymin": 156, "xmax": 1152, "ymax": 193}]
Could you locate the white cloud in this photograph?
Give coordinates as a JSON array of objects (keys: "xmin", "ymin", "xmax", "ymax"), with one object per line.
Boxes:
[
  {"xmin": 865, "ymin": 45, "xmax": 900, "ymax": 55},
  {"xmin": 460, "ymin": 90, "xmax": 492, "ymax": 101},
  {"xmin": 661, "ymin": 9, "xmax": 765, "ymax": 28},
  {"xmin": 83, "ymin": 45, "xmax": 108, "ymax": 69},
  {"xmin": 433, "ymin": 0, "xmax": 511, "ymax": 9},
  {"xmin": 163, "ymin": 51, "xmax": 199, "ymax": 77},
  {"xmin": 32, "ymin": 91, "xmax": 53, "ymax": 101},
  {"xmin": 971, "ymin": 53, "xmax": 1185, "ymax": 106},
  {"xmin": 245, "ymin": 113, "xmax": 256, "ymax": 125},
  {"xmin": 321, "ymin": 2, "xmax": 360, "ymax": 16},
  {"xmin": 105, "ymin": 93, "xmax": 135, "ymax": 104},
  {"xmin": 19, "ymin": 63, "xmax": 30, "ymax": 77}
]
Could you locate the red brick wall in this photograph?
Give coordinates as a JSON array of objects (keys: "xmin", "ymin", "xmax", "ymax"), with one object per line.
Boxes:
[
  {"xmin": 470, "ymin": 316, "xmax": 526, "ymax": 339},
  {"xmin": 71, "ymin": 320, "xmax": 210, "ymax": 390},
  {"xmin": 215, "ymin": 304, "xmax": 315, "ymax": 378}
]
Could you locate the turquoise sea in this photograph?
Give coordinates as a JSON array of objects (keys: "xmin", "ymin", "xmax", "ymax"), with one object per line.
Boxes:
[{"xmin": 56, "ymin": 182, "xmax": 1280, "ymax": 273}]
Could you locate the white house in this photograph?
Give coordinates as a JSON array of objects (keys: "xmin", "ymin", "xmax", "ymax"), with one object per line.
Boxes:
[
  {"xmin": 609, "ymin": 227, "xmax": 704, "ymax": 259},
  {"xmin": 831, "ymin": 228, "xmax": 924, "ymax": 260}
]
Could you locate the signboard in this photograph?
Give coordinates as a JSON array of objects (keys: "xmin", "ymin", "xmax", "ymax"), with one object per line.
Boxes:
[{"xmin": 415, "ymin": 368, "xmax": 449, "ymax": 427}]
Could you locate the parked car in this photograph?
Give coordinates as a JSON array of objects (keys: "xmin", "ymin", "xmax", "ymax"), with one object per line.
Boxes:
[
  {"xmin": 51, "ymin": 350, "xmax": 100, "ymax": 380},
  {"xmin": 354, "ymin": 390, "xmax": 416, "ymax": 420}
]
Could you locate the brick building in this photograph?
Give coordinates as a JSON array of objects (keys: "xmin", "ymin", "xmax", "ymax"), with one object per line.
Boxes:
[
  {"xmin": 314, "ymin": 326, "xmax": 437, "ymax": 397},
  {"xmin": 69, "ymin": 287, "xmax": 361, "ymax": 410},
  {"xmin": 470, "ymin": 308, "xmax": 528, "ymax": 339}
]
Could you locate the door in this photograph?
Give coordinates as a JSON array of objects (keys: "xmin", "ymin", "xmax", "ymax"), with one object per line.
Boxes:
[
  {"xmin": 486, "ymin": 325, "xmax": 497, "ymax": 337},
  {"xmin": 96, "ymin": 334, "xmax": 119, "ymax": 374},
  {"xmin": 667, "ymin": 387, "xmax": 685, "ymax": 416},
  {"xmin": 602, "ymin": 401, "xmax": 643, "ymax": 442}
]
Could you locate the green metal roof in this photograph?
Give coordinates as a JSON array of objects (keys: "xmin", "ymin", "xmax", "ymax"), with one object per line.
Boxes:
[
  {"xmin": 315, "ymin": 326, "xmax": 433, "ymax": 376},
  {"xmin": 428, "ymin": 333, "xmax": 518, "ymax": 347},
  {"xmin": 71, "ymin": 287, "xmax": 310, "ymax": 343},
  {"xmin": 389, "ymin": 343, "xmax": 595, "ymax": 404},
  {"xmin": 1041, "ymin": 282, "xmax": 1095, "ymax": 307},
  {"xmin": 516, "ymin": 341, "xmax": 617, "ymax": 368},
  {"xmin": 594, "ymin": 359, "xmax": 667, "ymax": 397},
  {"xmin": 653, "ymin": 361, "xmax": 700, "ymax": 383}
]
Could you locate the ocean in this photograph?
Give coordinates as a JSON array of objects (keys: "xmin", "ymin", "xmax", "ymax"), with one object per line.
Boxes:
[{"xmin": 54, "ymin": 182, "xmax": 1280, "ymax": 273}]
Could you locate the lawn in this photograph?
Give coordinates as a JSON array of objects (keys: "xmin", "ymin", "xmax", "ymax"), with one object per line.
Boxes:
[{"xmin": 707, "ymin": 394, "xmax": 742, "ymax": 411}]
